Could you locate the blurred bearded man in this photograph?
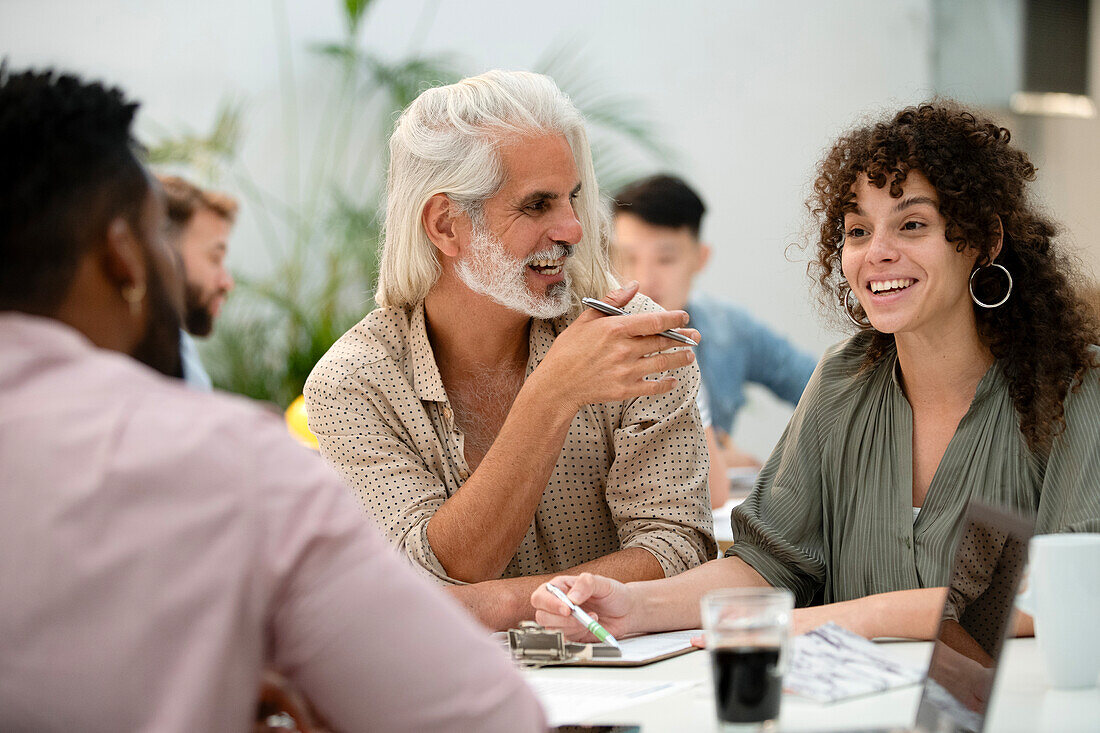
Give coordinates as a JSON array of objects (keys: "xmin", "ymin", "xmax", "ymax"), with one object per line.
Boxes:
[
  {"xmin": 0, "ymin": 66, "xmax": 545, "ymax": 733},
  {"xmin": 305, "ymin": 70, "xmax": 716, "ymax": 631},
  {"xmin": 158, "ymin": 174, "xmax": 237, "ymax": 390}
]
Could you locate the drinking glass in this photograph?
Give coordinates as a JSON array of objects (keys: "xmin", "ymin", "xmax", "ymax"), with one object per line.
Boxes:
[{"xmin": 701, "ymin": 588, "xmax": 794, "ymax": 732}]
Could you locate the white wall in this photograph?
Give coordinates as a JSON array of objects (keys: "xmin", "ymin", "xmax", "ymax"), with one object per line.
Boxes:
[
  {"xmin": 1, "ymin": 0, "xmax": 935, "ymax": 456},
  {"xmin": 1005, "ymin": 0, "xmax": 1100, "ymax": 283},
  {"xmin": 362, "ymin": 0, "xmax": 934, "ymax": 352}
]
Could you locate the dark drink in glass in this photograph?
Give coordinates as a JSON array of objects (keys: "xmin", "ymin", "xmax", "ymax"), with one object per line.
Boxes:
[
  {"xmin": 712, "ymin": 645, "xmax": 782, "ymax": 724},
  {"xmin": 701, "ymin": 588, "xmax": 792, "ymax": 731}
]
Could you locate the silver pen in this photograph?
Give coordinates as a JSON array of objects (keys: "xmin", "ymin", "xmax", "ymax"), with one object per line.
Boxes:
[{"xmin": 581, "ymin": 297, "xmax": 698, "ymax": 346}]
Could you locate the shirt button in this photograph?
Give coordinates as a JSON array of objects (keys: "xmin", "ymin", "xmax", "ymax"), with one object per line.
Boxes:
[
  {"xmin": 905, "ymin": 536, "xmax": 912, "ymax": 549},
  {"xmin": 442, "ymin": 406, "xmax": 453, "ymax": 421}
]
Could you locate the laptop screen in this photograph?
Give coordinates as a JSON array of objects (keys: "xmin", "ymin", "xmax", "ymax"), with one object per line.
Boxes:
[{"xmin": 914, "ymin": 501, "xmax": 1034, "ymax": 733}]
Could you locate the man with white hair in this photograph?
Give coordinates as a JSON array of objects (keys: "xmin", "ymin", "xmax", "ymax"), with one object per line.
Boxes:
[{"xmin": 305, "ymin": 70, "xmax": 715, "ymax": 629}]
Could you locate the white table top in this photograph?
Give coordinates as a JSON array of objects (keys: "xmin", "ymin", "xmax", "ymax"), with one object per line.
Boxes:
[{"xmin": 524, "ymin": 638, "xmax": 1100, "ymax": 732}]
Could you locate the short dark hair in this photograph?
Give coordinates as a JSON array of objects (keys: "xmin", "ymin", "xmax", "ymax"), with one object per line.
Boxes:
[
  {"xmin": 0, "ymin": 63, "xmax": 148, "ymax": 314},
  {"xmin": 612, "ymin": 174, "xmax": 707, "ymax": 238}
]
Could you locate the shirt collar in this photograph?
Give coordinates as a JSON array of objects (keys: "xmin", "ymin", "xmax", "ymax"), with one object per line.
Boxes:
[
  {"xmin": 527, "ymin": 313, "xmax": 566, "ymax": 376},
  {"xmin": 408, "ymin": 303, "xmax": 449, "ymax": 403},
  {"xmin": 970, "ymin": 359, "xmax": 1003, "ymax": 407}
]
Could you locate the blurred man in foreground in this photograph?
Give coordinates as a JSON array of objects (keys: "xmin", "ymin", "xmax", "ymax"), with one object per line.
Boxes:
[
  {"xmin": 158, "ymin": 174, "xmax": 237, "ymax": 390},
  {"xmin": 0, "ymin": 65, "xmax": 543, "ymax": 733}
]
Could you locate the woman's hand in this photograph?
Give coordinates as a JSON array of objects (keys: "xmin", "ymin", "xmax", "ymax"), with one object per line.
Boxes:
[{"xmin": 530, "ymin": 572, "xmax": 639, "ymax": 641}]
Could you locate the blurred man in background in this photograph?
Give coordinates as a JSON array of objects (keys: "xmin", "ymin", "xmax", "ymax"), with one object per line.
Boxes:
[
  {"xmin": 612, "ymin": 174, "xmax": 817, "ymax": 505},
  {"xmin": 0, "ymin": 65, "xmax": 543, "ymax": 733},
  {"xmin": 158, "ymin": 174, "xmax": 237, "ymax": 390}
]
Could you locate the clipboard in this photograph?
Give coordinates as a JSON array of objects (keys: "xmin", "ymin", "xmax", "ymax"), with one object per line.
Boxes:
[
  {"xmin": 570, "ymin": 629, "xmax": 702, "ymax": 667},
  {"xmin": 506, "ymin": 624, "xmax": 702, "ymax": 667}
]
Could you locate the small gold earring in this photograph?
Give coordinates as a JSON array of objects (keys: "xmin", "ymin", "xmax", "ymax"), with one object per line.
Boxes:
[{"xmin": 121, "ymin": 282, "xmax": 146, "ymax": 317}]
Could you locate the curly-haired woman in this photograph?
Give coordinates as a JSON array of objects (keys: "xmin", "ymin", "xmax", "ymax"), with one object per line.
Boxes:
[{"xmin": 530, "ymin": 102, "xmax": 1100, "ymax": 642}]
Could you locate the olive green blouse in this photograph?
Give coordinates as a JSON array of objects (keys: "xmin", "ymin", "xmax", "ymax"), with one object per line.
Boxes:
[{"xmin": 728, "ymin": 333, "xmax": 1100, "ymax": 607}]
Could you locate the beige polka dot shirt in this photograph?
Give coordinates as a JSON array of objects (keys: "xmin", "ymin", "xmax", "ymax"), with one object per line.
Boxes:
[{"xmin": 304, "ymin": 296, "xmax": 716, "ymax": 584}]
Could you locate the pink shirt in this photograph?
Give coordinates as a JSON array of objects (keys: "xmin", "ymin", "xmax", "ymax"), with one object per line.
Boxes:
[{"xmin": 0, "ymin": 314, "xmax": 545, "ymax": 733}]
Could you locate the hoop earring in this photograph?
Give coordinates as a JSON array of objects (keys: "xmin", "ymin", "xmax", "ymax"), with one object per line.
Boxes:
[
  {"xmin": 121, "ymin": 282, "xmax": 146, "ymax": 317},
  {"xmin": 840, "ymin": 287, "xmax": 869, "ymax": 328},
  {"xmin": 969, "ymin": 263, "xmax": 1013, "ymax": 309}
]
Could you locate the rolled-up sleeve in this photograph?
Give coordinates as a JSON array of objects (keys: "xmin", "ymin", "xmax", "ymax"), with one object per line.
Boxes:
[
  {"xmin": 606, "ymin": 351, "xmax": 717, "ymax": 576},
  {"xmin": 726, "ymin": 361, "xmax": 829, "ymax": 606}
]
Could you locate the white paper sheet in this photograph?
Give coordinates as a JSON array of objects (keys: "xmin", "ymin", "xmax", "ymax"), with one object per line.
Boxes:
[
  {"xmin": 614, "ymin": 629, "xmax": 700, "ymax": 663},
  {"xmin": 526, "ymin": 676, "xmax": 699, "ymax": 726},
  {"xmin": 784, "ymin": 622, "xmax": 924, "ymax": 703}
]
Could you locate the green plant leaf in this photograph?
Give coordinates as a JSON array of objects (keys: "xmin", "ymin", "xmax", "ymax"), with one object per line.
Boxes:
[
  {"xmin": 359, "ymin": 51, "xmax": 462, "ymax": 111},
  {"xmin": 147, "ymin": 99, "xmax": 245, "ymax": 177},
  {"xmin": 343, "ymin": 0, "xmax": 374, "ymax": 36},
  {"xmin": 310, "ymin": 42, "xmax": 359, "ymax": 63}
]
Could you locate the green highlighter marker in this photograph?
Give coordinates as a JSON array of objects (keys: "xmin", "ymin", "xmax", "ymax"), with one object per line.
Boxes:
[{"xmin": 546, "ymin": 583, "xmax": 621, "ymax": 648}]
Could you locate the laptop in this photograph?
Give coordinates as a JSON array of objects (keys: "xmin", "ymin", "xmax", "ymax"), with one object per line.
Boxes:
[{"xmin": 834, "ymin": 500, "xmax": 1034, "ymax": 733}]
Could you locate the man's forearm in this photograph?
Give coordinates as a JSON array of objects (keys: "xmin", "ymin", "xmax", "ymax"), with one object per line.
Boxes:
[
  {"xmin": 427, "ymin": 381, "xmax": 578, "ymax": 583},
  {"xmin": 449, "ymin": 547, "xmax": 664, "ymax": 630}
]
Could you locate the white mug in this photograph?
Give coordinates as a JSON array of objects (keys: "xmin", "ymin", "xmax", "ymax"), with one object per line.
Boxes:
[{"xmin": 1016, "ymin": 533, "xmax": 1100, "ymax": 689}]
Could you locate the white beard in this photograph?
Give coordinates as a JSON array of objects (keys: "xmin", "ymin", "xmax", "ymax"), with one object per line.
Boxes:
[{"xmin": 455, "ymin": 225, "xmax": 572, "ymax": 319}]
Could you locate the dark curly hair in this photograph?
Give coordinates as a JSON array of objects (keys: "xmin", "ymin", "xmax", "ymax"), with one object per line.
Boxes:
[
  {"xmin": 0, "ymin": 62, "xmax": 147, "ymax": 314},
  {"xmin": 809, "ymin": 101, "xmax": 1098, "ymax": 452}
]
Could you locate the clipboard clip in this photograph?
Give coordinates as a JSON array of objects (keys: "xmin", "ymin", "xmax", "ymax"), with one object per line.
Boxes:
[{"xmin": 507, "ymin": 621, "xmax": 622, "ymax": 667}]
